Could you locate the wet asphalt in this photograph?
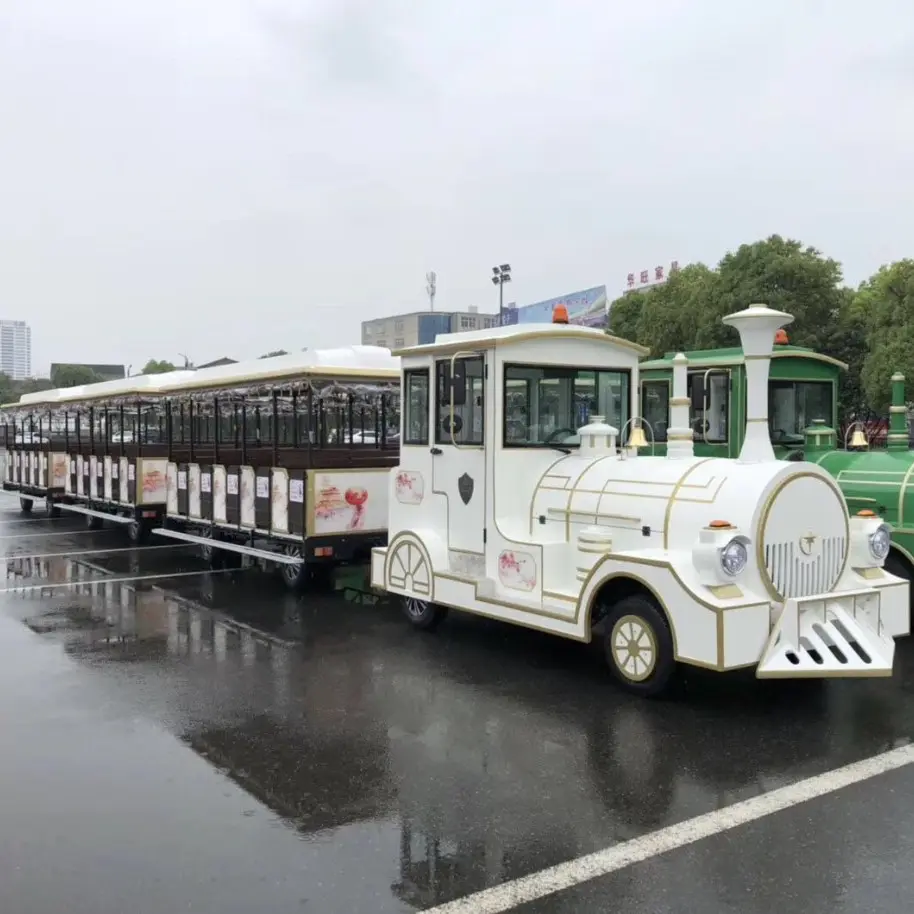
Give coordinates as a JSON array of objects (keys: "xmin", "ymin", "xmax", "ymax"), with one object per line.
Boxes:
[{"xmin": 1, "ymin": 496, "xmax": 914, "ymax": 912}]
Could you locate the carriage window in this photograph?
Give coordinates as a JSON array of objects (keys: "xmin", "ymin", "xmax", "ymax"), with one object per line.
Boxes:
[
  {"xmin": 435, "ymin": 357, "xmax": 484, "ymax": 446},
  {"xmin": 503, "ymin": 365, "xmax": 630, "ymax": 447},
  {"xmin": 769, "ymin": 381, "xmax": 832, "ymax": 440},
  {"xmin": 640, "ymin": 381, "xmax": 669, "ymax": 443},
  {"xmin": 404, "ymin": 369, "xmax": 430, "ymax": 445},
  {"xmin": 688, "ymin": 372, "xmax": 729, "ymax": 444}
]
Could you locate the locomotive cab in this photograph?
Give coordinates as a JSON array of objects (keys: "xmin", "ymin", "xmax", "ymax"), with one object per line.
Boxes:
[{"xmin": 372, "ymin": 304, "xmax": 910, "ymax": 696}]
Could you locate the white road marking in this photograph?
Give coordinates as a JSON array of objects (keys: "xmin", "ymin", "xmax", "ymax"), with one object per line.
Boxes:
[
  {"xmin": 424, "ymin": 742, "xmax": 914, "ymax": 914},
  {"xmin": 0, "ymin": 529, "xmax": 119, "ymax": 540},
  {"xmin": 2, "ymin": 544, "xmax": 187, "ymax": 562},
  {"xmin": 0, "ymin": 567, "xmax": 240, "ymax": 594}
]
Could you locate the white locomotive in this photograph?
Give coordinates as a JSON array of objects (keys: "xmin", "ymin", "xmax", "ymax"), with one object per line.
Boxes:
[{"xmin": 371, "ymin": 302, "xmax": 910, "ymax": 695}]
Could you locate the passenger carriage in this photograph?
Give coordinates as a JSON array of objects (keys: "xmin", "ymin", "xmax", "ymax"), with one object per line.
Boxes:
[
  {"xmin": 3, "ymin": 369, "xmax": 197, "ymax": 526},
  {"xmin": 1, "ymin": 347, "xmax": 400, "ymax": 589},
  {"xmin": 143, "ymin": 347, "xmax": 400, "ymax": 587},
  {"xmin": 371, "ymin": 303, "xmax": 910, "ymax": 695},
  {"xmin": 1, "ymin": 387, "xmax": 69, "ymax": 513}
]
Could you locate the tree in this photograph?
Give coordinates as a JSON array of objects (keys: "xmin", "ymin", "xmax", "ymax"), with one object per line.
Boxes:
[
  {"xmin": 609, "ymin": 235, "xmax": 854, "ymax": 360},
  {"xmin": 16, "ymin": 377, "xmax": 54, "ymax": 394},
  {"xmin": 608, "ymin": 263, "xmax": 719, "ymax": 355},
  {"xmin": 0, "ymin": 372, "xmax": 16, "ymax": 404},
  {"xmin": 141, "ymin": 359, "xmax": 178, "ymax": 375},
  {"xmin": 50, "ymin": 364, "xmax": 104, "ymax": 388},
  {"xmin": 714, "ymin": 236, "xmax": 847, "ymax": 353},
  {"xmin": 259, "ymin": 349, "xmax": 289, "ymax": 359},
  {"xmin": 853, "ymin": 259, "xmax": 914, "ymax": 413}
]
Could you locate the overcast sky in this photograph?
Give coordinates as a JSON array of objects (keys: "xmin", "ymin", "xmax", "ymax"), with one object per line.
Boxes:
[{"xmin": 1, "ymin": 1, "xmax": 912, "ymax": 374}]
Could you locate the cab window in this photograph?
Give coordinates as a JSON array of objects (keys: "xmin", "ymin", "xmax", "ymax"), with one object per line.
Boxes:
[
  {"xmin": 403, "ymin": 369, "xmax": 430, "ymax": 445},
  {"xmin": 689, "ymin": 371, "xmax": 729, "ymax": 443},
  {"xmin": 503, "ymin": 364, "xmax": 630, "ymax": 447},
  {"xmin": 435, "ymin": 356, "xmax": 484, "ymax": 445},
  {"xmin": 769, "ymin": 380, "xmax": 833, "ymax": 441},
  {"xmin": 640, "ymin": 381, "xmax": 669, "ymax": 443}
]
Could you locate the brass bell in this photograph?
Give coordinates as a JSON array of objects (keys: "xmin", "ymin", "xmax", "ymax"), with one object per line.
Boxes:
[
  {"xmin": 628, "ymin": 423, "xmax": 649, "ymax": 449},
  {"xmin": 849, "ymin": 427, "xmax": 868, "ymax": 449}
]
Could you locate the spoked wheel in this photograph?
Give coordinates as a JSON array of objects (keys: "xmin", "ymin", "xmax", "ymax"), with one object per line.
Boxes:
[
  {"xmin": 280, "ymin": 544, "xmax": 307, "ymax": 592},
  {"xmin": 19, "ymin": 497, "xmax": 33, "ymax": 514},
  {"xmin": 402, "ymin": 595, "xmax": 448, "ymax": 632},
  {"xmin": 127, "ymin": 519, "xmax": 150, "ymax": 545},
  {"xmin": 603, "ymin": 595, "xmax": 676, "ymax": 698}
]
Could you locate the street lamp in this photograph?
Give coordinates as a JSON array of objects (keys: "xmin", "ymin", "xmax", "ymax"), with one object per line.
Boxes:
[{"xmin": 491, "ymin": 263, "xmax": 511, "ymax": 325}]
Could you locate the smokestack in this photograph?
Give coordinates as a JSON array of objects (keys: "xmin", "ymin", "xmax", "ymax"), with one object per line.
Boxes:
[
  {"xmin": 722, "ymin": 304, "xmax": 794, "ymax": 463},
  {"xmin": 667, "ymin": 352, "xmax": 694, "ymax": 459}
]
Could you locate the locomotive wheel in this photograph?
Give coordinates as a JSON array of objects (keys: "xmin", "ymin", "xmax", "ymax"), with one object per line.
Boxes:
[
  {"xmin": 85, "ymin": 512, "xmax": 104, "ymax": 530},
  {"xmin": 19, "ymin": 497, "xmax": 33, "ymax": 514},
  {"xmin": 402, "ymin": 595, "xmax": 448, "ymax": 632},
  {"xmin": 45, "ymin": 498, "xmax": 61, "ymax": 518},
  {"xmin": 603, "ymin": 595, "xmax": 675, "ymax": 697}
]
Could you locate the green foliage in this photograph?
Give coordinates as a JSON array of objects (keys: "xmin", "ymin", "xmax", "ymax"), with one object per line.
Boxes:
[
  {"xmin": 608, "ymin": 234, "xmax": 873, "ymax": 417},
  {"xmin": 853, "ymin": 260, "xmax": 914, "ymax": 413},
  {"xmin": 50, "ymin": 364, "xmax": 104, "ymax": 388},
  {"xmin": 141, "ymin": 359, "xmax": 178, "ymax": 375}
]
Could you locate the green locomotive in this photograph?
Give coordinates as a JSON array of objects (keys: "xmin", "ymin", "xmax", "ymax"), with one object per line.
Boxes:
[
  {"xmin": 802, "ymin": 372, "xmax": 914, "ymax": 584},
  {"xmin": 639, "ymin": 334, "xmax": 914, "ymax": 587},
  {"xmin": 638, "ymin": 330, "xmax": 842, "ymax": 461}
]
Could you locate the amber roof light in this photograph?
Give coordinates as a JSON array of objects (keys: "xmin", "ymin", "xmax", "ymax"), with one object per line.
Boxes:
[
  {"xmin": 552, "ymin": 304, "xmax": 569, "ymax": 324},
  {"xmin": 708, "ymin": 519, "xmax": 734, "ymax": 529},
  {"xmin": 856, "ymin": 509, "xmax": 877, "ymax": 517}
]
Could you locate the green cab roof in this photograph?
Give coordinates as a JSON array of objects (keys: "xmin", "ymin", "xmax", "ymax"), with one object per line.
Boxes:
[{"xmin": 639, "ymin": 343, "xmax": 847, "ymax": 372}]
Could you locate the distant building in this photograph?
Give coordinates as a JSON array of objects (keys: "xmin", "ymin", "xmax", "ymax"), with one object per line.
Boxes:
[
  {"xmin": 0, "ymin": 320, "xmax": 31, "ymax": 380},
  {"xmin": 51, "ymin": 362, "xmax": 125, "ymax": 382},
  {"xmin": 361, "ymin": 307, "xmax": 499, "ymax": 349}
]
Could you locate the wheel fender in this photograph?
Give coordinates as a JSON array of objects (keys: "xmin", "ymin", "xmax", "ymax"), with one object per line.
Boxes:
[
  {"xmin": 384, "ymin": 529, "xmax": 446, "ymax": 601},
  {"xmin": 579, "ymin": 560, "xmax": 681, "ymax": 643}
]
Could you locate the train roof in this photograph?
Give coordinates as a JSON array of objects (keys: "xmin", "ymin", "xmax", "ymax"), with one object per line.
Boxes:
[
  {"xmin": 155, "ymin": 345, "xmax": 400, "ymax": 394},
  {"xmin": 393, "ymin": 322, "xmax": 650, "ymax": 358},
  {"xmin": 639, "ymin": 343, "xmax": 848, "ymax": 371},
  {"xmin": 14, "ymin": 369, "xmax": 198, "ymax": 408},
  {"xmin": 8, "ymin": 347, "xmax": 397, "ymax": 410}
]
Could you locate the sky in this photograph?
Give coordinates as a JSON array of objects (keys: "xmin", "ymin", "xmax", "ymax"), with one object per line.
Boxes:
[{"xmin": 1, "ymin": 0, "xmax": 913, "ymax": 375}]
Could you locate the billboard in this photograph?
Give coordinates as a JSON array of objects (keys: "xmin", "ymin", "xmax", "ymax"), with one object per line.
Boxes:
[{"xmin": 504, "ymin": 285, "xmax": 608, "ymax": 328}]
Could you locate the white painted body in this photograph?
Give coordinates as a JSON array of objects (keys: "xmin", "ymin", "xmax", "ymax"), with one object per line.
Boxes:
[{"xmin": 372, "ymin": 308, "xmax": 910, "ymax": 679}]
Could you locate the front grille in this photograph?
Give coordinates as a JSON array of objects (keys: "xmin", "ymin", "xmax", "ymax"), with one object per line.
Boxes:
[{"xmin": 763, "ymin": 535, "xmax": 847, "ymax": 600}]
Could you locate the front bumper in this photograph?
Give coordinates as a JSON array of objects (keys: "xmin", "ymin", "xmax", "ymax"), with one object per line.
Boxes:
[{"xmin": 757, "ymin": 587, "xmax": 899, "ymax": 678}]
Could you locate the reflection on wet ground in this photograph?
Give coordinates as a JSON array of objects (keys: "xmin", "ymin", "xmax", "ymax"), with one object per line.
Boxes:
[{"xmin": 2, "ymin": 499, "xmax": 914, "ymax": 912}]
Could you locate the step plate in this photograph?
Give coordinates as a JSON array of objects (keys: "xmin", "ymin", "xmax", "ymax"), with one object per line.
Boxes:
[{"xmin": 757, "ymin": 598, "xmax": 894, "ymax": 678}]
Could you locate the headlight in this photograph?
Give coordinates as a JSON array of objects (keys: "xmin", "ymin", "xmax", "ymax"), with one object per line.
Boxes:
[
  {"xmin": 869, "ymin": 523, "xmax": 892, "ymax": 561},
  {"xmin": 720, "ymin": 538, "xmax": 748, "ymax": 576}
]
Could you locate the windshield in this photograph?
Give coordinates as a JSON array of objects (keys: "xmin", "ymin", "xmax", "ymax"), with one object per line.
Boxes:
[
  {"xmin": 504, "ymin": 365, "xmax": 630, "ymax": 447},
  {"xmin": 769, "ymin": 380, "xmax": 833, "ymax": 440}
]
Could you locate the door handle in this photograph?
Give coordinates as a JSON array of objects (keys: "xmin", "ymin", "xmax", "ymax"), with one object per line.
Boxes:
[{"xmin": 430, "ymin": 447, "xmax": 442, "ymax": 455}]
